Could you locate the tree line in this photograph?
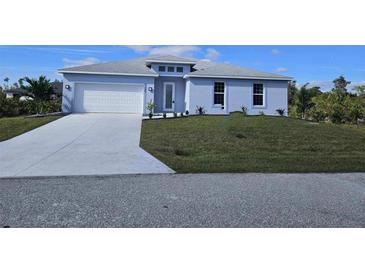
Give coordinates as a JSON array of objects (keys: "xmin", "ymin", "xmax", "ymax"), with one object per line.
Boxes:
[{"xmin": 288, "ymin": 76, "xmax": 365, "ymax": 124}]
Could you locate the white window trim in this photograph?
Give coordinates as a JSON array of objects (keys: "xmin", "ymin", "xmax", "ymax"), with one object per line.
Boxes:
[
  {"xmin": 213, "ymin": 81, "xmax": 226, "ymax": 108},
  {"xmin": 252, "ymin": 83, "xmax": 266, "ymax": 108},
  {"xmin": 163, "ymin": 82, "xmax": 175, "ymax": 111},
  {"xmin": 176, "ymin": 66, "xmax": 184, "ymax": 73},
  {"xmin": 158, "ymin": 66, "xmax": 166, "ymax": 72}
]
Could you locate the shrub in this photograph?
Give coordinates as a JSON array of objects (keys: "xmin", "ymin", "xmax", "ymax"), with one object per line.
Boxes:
[
  {"xmin": 196, "ymin": 105, "xmax": 205, "ymax": 115},
  {"xmin": 329, "ymin": 103, "xmax": 346, "ymax": 123},
  {"xmin": 163, "ymin": 113, "xmax": 167, "ymax": 118},
  {"xmin": 180, "ymin": 112, "xmax": 184, "ymax": 117},
  {"xmin": 344, "ymin": 96, "xmax": 364, "ymax": 123},
  {"xmin": 276, "ymin": 108, "xmax": 285, "ymax": 116},
  {"xmin": 241, "ymin": 106, "xmax": 248, "ymax": 115},
  {"xmin": 0, "ymin": 94, "xmax": 61, "ymax": 117},
  {"xmin": 148, "ymin": 112, "xmax": 153, "ymax": 119},
  {"xmin": 19, "ymin": 100, "xmax": 37, "ymax": 115},
  {"xmin": 146, "ymin": 100, "xmax": 156, "ymax": 115},
  {"xmin": 308, "ymin": 106, "xmax": 326, "ymax": 122},
  {"xmin": 0, "ymin": 94, "xmax": 20, "ymax": 117},
  {"xmin": 288, "ymin": 105, "xmax": 301, "ymax": 119},
  {"xmin": 185, "ymin": 110, "xmax": 189, "ymax": 115},
  {"xmin": 309, "ymin": 92, "xmax": 365, "ymax": 124},
  {"xmin": 40, "ymin": 99, "xmax": 62, "ymax": 113}
]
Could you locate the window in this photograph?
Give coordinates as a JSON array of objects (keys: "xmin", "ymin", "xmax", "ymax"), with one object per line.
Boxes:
[
  {"xmin": 214, "ymin": 82, "xmax": 225, "ymax": 105},
  {"xmin": 168, "ymin": 66, "xmax": 175, "ymax": 72},
  {"xmin": 176, "ymin": 67, "xmax": 183, "ymax": 73},
  {"xmin": 253, "ymin": 83, "xmax": 264, "ymax": 106},
  {"xmin": 158, "ymin": 66, "xmax": 166, "ymax": 72}
]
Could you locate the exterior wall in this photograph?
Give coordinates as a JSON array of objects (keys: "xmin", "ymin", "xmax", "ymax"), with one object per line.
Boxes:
[
  {"xmin": 154, "ymin": 76, "xmax": 186, "ymax": 113},
  {"xmin": 187, "ymin": 78, "xmax": 288, "ymax": 115},
  {"xmin": 61, "ymin": 73, "xmax": 155, "ymax": 114},
  {"xmin": 184, "ymin": 79, "xmax": 190, "ymax": 113},
  {"xmin": 187, "ymin": 78, "xmax": 228, "ymax": 115}
]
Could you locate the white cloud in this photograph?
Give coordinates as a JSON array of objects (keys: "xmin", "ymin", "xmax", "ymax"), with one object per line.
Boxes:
[
  {"xmin": 125, "ymin": 45, "xmax": 200, "ymax": 57},
  {"xmin": 125, "ymin": 45, "xmax": 221, "ymax": 61},
  {"xmin": 63, "ymin": 57, "xmax": 99, "ymax": 67},
  {"xmin": 305, "ymin": 80, "xmax": 365, "ymax": 92},
  {"xmin": 204, "ymin": 48, "xmax": 220, "ymax": 61},
  {"xmin": 271, "ymin": 49, "xmax": 280, "ymax": 55},
  {"xmin": 150, "ymin": 46, "xmax": 200, "ymax": 57},
  {"xmin": 275, "ymin": 67, "xmax": 288, "ymax": 73},
  {"xmin": 306, "ymin": 80, "xmax": 333, "ymax": 91},
  {"xmin": 125, "ymin": 45, "xmax": 152, "ymax": 53},
  {"xmin": 22, "ymin": 46, "xmax": 110, "ymax": 55}
]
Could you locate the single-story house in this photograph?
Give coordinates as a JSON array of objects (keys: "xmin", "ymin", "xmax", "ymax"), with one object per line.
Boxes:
[
  {"xmin": 4, "ymin": 88, "xmax": 26, "ymax": 99},
  {"xmin": 59, "ymin": 55, "xmax": 292, "ymax": 115}
]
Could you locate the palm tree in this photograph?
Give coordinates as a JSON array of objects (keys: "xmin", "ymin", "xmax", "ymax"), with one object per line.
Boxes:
[
  {"xmin": 3, "ymin": 77, "xmax": 9, "ymax": 90},
  {"xmin": 22, "ymin": 76, "xmax": 53, "ymax": 101},
  {"xmin": 21, "ymin": 76, "xmax": 54, "ymax": 114},
  {"xmin": 295, "ymin": 83, "xmax": 322, "ymax": 119}
]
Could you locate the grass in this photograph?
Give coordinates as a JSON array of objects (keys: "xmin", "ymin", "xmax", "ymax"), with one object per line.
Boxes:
[
  {"xmin": 0, "ymin": 115, "xmax": 62, "ymax": 142},
  {"xmin": 140, "ymin": 113, "xmax": 365, "ymax": 173}
]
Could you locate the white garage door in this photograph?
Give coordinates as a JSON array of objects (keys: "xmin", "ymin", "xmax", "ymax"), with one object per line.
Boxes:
[{"xmin": 73, "ymin": 83, "xmax": 144, "ymax": 113}]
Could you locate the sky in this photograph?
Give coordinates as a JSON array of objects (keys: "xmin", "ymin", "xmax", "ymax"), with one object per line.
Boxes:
[{"xmin": 1, "ymin": 45, "xmax": 364, "ymax": 91}]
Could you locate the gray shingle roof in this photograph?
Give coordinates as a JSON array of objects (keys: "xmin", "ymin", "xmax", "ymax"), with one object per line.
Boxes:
[
  {"xmin": 59, "ymin": 57, "xmax": 158, "ymax": 76},
  {"xmin": 193, "ymin": 60, "xmax": 216, "ymax": 70},
  {"xmin": 144, "ymin": 55, "xmax": 197, "ymax": 64},
  {"xmin": 59, "ymin": 55, "xmax": 291, "ymax": 80},
  {"xmin": 188, "ymin": 63, "xmax": 292, "ymax": 80}
]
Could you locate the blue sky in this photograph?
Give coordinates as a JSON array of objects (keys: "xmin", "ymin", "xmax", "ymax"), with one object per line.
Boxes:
[{"xmin": 1, "ymin": 45, "xmax": 364, "ymax": 91}]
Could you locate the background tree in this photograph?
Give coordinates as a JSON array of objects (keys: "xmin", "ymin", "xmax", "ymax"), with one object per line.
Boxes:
[
  {"xmin": 3, "ymin": 77, "xmax": 10, "ymax": 90},
  {"xmin": 294, "ymin": 83, "xmax": 322, "ymax": 119},
  {"xmin": 332, "ymin": 75, "xmax": 351, "ymax": 93},
  {"xmin": 21, "ymin": 75, "xmax": 53, "ymax": 101},
  {"xmin": 288, "ymin": 80, "xmax": 297, "ymax": 106},
  {"xmin": 21, "ymin": 76, "xmax": 54, "ymax": 114},
  {"xmin": 18, "ymin": 78, "xmax": 24, "ymax": 87}
]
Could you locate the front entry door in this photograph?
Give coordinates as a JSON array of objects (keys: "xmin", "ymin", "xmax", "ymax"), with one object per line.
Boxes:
[{"xmin": 163, "ymin": 82, "xmax": 175, "ymax": 111}]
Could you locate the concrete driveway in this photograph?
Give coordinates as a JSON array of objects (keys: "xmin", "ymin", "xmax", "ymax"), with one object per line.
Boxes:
[{"xmin": 0, "ymin": 114, "xmax": 174, "ymax": 177}]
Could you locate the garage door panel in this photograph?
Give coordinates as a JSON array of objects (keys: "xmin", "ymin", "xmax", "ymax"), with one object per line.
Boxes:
[{"xmin": 74, "ymin": 83, "xmax": 144, "ymax": 113}]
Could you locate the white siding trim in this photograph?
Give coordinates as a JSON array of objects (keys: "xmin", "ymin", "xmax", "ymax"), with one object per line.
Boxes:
[
  {"xmin": 184, "ymin": 75, "xmax": 292, "ymax": 81},
  {"xmin": 59, "ymin": 70, "xmax": 158, "ymax": 77},
  {"xmin": 252, "ymin": 82, "xmax": 267, "ymax": 109}
]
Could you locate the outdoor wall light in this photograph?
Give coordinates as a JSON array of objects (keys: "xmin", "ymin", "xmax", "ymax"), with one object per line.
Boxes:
[
  {"xmin": 148, "ymin": 87, "xmax": 153, "ymax": 92},
  {"xmin": 65, "ymin": 84, "xmax": 71, "ymax": 90}
]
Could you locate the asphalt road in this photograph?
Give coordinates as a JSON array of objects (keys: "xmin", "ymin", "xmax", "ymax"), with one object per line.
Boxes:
[{"xmin": 0, "ymin": 173, "xmax": 364, "ymax": 227}]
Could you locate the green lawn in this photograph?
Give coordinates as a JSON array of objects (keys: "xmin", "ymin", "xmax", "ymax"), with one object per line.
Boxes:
[
  {"xmin": 0, "ymin": 115, "xmax": 62, "ymax": 142},
  {"xmin": 140, "ymin": 113, "xmax": 365, "ymax": 173}
]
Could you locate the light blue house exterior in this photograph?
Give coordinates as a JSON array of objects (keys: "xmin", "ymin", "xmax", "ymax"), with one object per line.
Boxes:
[{"xmin": 59, "ymin": 55, "xmax": 291, "ymax": 115}]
